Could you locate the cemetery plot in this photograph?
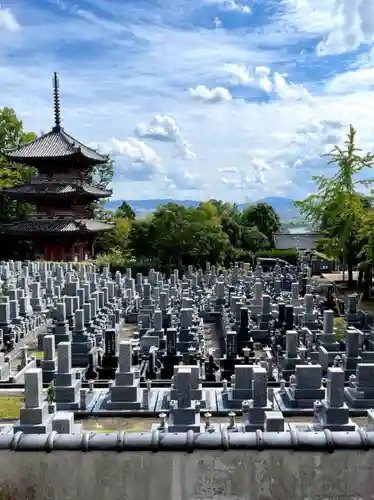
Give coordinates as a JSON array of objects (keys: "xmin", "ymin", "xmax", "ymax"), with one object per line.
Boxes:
[{"xmin": 0, "ymin": 257, "xmax": 374, "ymax": 435}]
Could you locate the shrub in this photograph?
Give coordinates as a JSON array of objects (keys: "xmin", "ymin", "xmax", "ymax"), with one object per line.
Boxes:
[{"xmin": 255, "ymin": 248, "xmax": 298, "ymax": 265}]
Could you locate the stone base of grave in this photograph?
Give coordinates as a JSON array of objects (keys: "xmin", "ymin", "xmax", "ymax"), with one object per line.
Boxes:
[
  {"xmin": 219, "ymin": 389, "xmax": 253, "ymax": 410},
  {"xmin": 105, "ymin": 399, "xmax": 142, "ymax": 410},
  {"xmin": 52, "ymin": 412, "xmax": 82, "ymax": 434},
  {"xmin": 251, "ymin": 330, "xmax": 269, "ymax": 343},
  {"xmin": 92, "ymin": 388, "xmax": 160, "ymax": 414},
  {"xmin": 164, "ymin": 404, "xmax": 201, "ymax": 432},
  {"xmin": 13, "ymin": 419, "xmax": 54, "ymax": 434},
  {"xmin": 103, "ymin": 382, "xmax": 143, "ymax": 409},
  {"xmin": 316, "ymin": 402, "xmax": 356, "ymax": 431},
  {"xmin": 165, "ymin": 387, "xmax": 210, "ymax": 410},
  {"xmin": 344, "ymin": 387, "xmax": 374, "ymax": 408},
  {"xmin": 54, "ymin": 373, "xmax": 82, "ymax": 411},
  {"xmin": 276, "ymin": 387, "xmax": 325, "ymax": 410},
  {"xmin": 14, "ymin": 403, "xmax": 54, "ymax": 434},
  {"xmin": 242, "ymin": 401, "xmax": 273, "ymax": 431}
]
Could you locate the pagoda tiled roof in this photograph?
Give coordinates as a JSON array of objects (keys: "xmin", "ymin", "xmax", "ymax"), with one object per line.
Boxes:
[
  {"xmin": 0, "ymin": 218, "xmax": 113, "ymax": 235},
  {"xmin": 2, "ymin": 128, "xmax": 108, "ymax": 164},
  {"xmin": 0, "ymin": 182, "xmax": 111, "ymax": 198}
]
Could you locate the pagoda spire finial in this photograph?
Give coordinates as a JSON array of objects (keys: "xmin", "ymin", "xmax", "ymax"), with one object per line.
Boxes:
[{"xmin": 52, "ymin": 72, "xmax": 62, "ymax": 132}]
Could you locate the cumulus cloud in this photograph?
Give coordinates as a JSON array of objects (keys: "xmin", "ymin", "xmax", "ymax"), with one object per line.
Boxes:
[
  {"xmin": 167, "ymin": 169, "xmax": 201, "ymax": 190},
  {"xmin": 280, "ymin": 0, "xmax": 374, "ymax": 55},
  {"xmin": 189, "ymin": 85, "xmax": 232, "ymax": 102},
  {"xmin": 96, "ymin": 137, "xmax": 163, "ymax": 181},
  {"xmin": 135, "ymin": 115, "xmax": 196, "ymax": 161},
  {"xmin": 2, "ymin": 0, "xmax": 374, "ymax": 201},
  {"xmin": 225, "ymin": 64, "xmax": 310, "ymax": 100},
  {"xmin": 135, "ymin": 115, "xmax": 180, "ymax": 143},
  {"xmin": 317, "ymin": 0, "xmax": 374, "ymax": 55},
  {"xmin": 0, "ymin": 6, "xmax": 20, "ymax": 32}
]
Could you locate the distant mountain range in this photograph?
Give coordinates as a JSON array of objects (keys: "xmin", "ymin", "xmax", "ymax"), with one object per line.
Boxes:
[{"xmin": 105, "ymin": 196, "xmax": 300, "ymax": 220}]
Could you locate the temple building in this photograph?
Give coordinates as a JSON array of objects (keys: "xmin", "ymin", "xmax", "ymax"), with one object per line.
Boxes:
[{"xmin": 0, "ymin": 73, "xmax": 113, "ymax": 261}]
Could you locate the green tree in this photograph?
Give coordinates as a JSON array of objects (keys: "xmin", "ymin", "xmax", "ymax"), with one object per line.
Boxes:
[
  {"xmin": 241, "ymin": 202, "xmax": 281, "ymax": 246},
  {"xmin": 295, "ymin": 125, "xmax": 374, "ymax": 284},
  {"xmin": 90, "ymin": 160, "xmax": 114, "ymax": 190},
  {"xmin": 129, "ymin": 217, "xmax": 156, "ymax": 262},
  {"xmin": 89, "ymin": 160, "xmax": 114, "ymax": 218},
  {"xmin": 241, "ymin": 226, "xmax": 269, "ymax": 253},
  {"xmin": 208, "ymin": 199, "xmax": 243, "ymax": 248},
  {"xmin": 94, "ymin": 217, "xmax": 132, "ymax": 256},
  {"xmin": 135, "ymin": 202, "xmax": 229, "ymax": 269},
  {"xmin": 115, "ymin": 200, "xmax": 136, "ymax": 220},
  {"xmin": 0, "ymin": 107, "xmax": 37, "ymax": 224}
]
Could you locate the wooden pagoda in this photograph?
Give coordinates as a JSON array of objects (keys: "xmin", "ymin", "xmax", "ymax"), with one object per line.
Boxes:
[{"xmin": 0, "ymin": 73, "xmax": 113, "ymax": 261}]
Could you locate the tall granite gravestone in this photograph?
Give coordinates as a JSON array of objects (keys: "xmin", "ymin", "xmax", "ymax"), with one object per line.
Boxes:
[
  {"xmin": 14, "ymin": 368, "xmax": 54, "ymax": 434},
  {"xmin": 41, "ymin": 334, "xmax": 57, "ymax": 383},
  {"xmin": 314, "ymin": 367, "xmax": 355, "ymax": 431},
  {"xmin": 54, "ymin": 342, "xmax": 82, "ymax": 411},
  {"xmin": 105, "ymin": 340, "xmax": 142, "ymax": 409},
  {"xmin": 222, "ymin": 365, "xmax": 253, "ymax": 409},
  {"xmin": 280, "ymin": 330, "xmax": 302, "ymax": 381},
  {"xmin": 166, "ymin": 366, "xmax": 202, "ymax": 432},
  {"xmin": 242, "ymin": 366, "xmax": 272, "ymax": 431}
]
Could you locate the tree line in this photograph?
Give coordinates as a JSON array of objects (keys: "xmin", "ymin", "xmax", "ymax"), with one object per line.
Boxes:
[
  {"xmin": 1, "ymin": 106, "xmax": 374, "ymax": 290},
  {"xmin": 95, "ymin": 198, "xmax": 282, "ymax": 270}
]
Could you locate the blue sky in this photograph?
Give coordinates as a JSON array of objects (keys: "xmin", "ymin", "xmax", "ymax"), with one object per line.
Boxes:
[{"xmin": 1, "ymin": 0, "xmax": 374, "ymax": 202}]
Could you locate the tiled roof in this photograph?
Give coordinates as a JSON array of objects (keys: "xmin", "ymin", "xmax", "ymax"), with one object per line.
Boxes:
[
  {"xmin": 3, "ymin": 128, "xmax": 108, "ymax": 164},
  {"xmin": 1, "ymin": 182, "xmax": 111, "ymax": 198},
  {"xmin": 0, "ymin": 218, "xmax": 113, "ymax": 234},
  {"xmin": 1, "ymin": 430, "xmax": 374, "ymax": 452},
  {"xmin": 273, "ymin": 232, "xmax": 323, "ymax": 250}
]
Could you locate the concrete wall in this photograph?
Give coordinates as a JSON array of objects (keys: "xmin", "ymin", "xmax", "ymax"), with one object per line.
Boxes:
[{"xmin": 0, "ymin": 450, "xmax": 373, "ymax": 499}]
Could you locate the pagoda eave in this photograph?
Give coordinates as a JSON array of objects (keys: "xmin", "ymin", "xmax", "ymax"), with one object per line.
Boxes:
[
  {"xmin": 0, "ymin": 183, "xmax": 112, "ymax": 199},
  {"xmin": 0, "ymin": 219, "xmax": 114, "ymax": 236},
  {"xmin": 1, "ymin": 192, "xmax": 110, "ymax": 201},
  {"xmin": 5, "ymin": 151, "xmax": 107, "ymax": 167}
]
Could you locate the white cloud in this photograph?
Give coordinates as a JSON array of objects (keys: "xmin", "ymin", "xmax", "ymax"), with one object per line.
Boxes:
[
  {"xmin": 189, "ymin": 85, "xmax": 232, "ymax": 102},
  {"xmin": 96, "ymin": 137, "xmax": 163, "ymax": 181},
  {"xmin": 167, "ymin": 169, "xmax": 202, "ymax": 190},
  {"xmin": 325, "ymin": 67, "xmax": 374, "ymax": 94},
  {"xmin": 225, "ymin": 64, "xmax": 310, "ymax": 99},
  {"xmin": 273, "ymin": 73, "xmax": 311, "ymax": 100},
  {"xmin": 210, "ymin": 0, "xmax": 251, "ymax": 14},
  {"xmin": 280, "ymin": 0, "xmax": 374, "ymax": 55},
  {"xmin": 2, "ymin": 0, "xmax": 374, "ymax": 202},
  {"xmin": 135, "ymin": 114, "xmax": 196, "ymax": 161},
  {"xmin": 135, "ymin": 115, "xmax": 180, "ymax": 143},
  {"xmin": 0, "ymin": 6, "xmax": 20, "ymax": 32}
]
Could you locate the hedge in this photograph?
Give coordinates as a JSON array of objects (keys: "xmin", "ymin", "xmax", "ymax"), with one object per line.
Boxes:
[{"xmin": 255, "ymin": 249, "xmax": 298, "ymax": 265}]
